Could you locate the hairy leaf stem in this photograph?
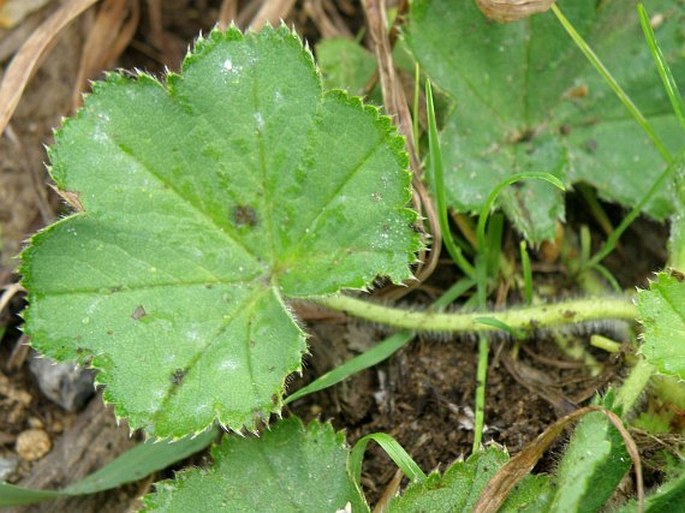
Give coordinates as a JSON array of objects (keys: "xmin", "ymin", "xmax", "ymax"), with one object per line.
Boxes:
[{"xmin": 313, "ymin": 295, "xmax": 637, "ymax": 334}]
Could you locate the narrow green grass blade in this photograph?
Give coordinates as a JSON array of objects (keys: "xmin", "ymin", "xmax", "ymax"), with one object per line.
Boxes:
[
  {"xmin": 286, "ymin": 277, "xmax": 475, "ymax": 404},
  {"xmin": 475, "ymin": 172, "xmax": 564, "ymax": 253},
  {"xmin": 485, "ymin": 214, "xmax": 504, "ymax": 277},
  {"xmin": 412, "ymin": 63, "xmax": 421, "ymax": 152},
  {"xmin": 586, "ymin": 149, "xmax": 685, "ymax": 269},
  {"xmin": 0, "ymin": 486, "xmax": 63, "ymax": 506},
  {"xmin": 426, "ymin": 79, "xmax": 475, "ymax": 278},
  {"xmin": 637, "ymin": 4, "xmax": 685, "ymax": 131},
  {"xmin": 475, "ymin": 317, "xmax": 522, "ymax": 339},
  {"xmin": 471, "ymin": 171, "xmax": 562, "ymax": 451},
  {"xmin": 473, "ymin": 334, "xmax": 489, "ymax": 452},
  {"xmin": 0, "ymin": 427, "xmax": 217, "ymax": 506},
  {"xmin": 350, "ymin": 432, "xmax": 427, "ymax": 487},
  {"xmin": 551, "ymin": 3, "xmax": 671, "ymax": 162},
  {"xmin": 590, "ymin": 263, "xmax": 622, "ymax": 293},
  {"xmin": 520, "ymin": 241, "xmax": 533, "ymax": 305},
  {"xmin": 284, "ymin": 331, "xmax": 414, "ymax": 404}
]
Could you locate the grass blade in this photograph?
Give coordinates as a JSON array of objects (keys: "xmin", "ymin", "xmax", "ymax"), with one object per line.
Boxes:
[
  {"xmin": 426, "ymin": 79, "xmax": 475, "ymax": 277},
  {"xmin": 637, "ymin": 4, "xmax": 685, "ymax": 130},
  {"xmin": 551, "ymin": 4, "xmax": 671, "ymax": 162},
  {"xmin": 286, "ymin": 277, "xmax": 476, "ymax": 405},
  {"xmin": 350, "ymin": 432, "xmax": 426, "ymax": 487},
  {"xmin": 0, "ymin": 427, "xmax": 217, "ymax": 506}
]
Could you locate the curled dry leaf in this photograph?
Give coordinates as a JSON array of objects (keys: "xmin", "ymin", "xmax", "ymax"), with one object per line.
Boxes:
[{"xmin": 476, "ymin": 0, "xmax": 555, "ymax": 23}]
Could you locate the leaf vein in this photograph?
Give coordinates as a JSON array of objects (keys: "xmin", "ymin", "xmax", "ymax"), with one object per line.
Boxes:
[
  {"xmin": 114, "ymin": 142, "xmax": 260, "ymax": 263},
  {"xmin": 293, "ymin": 132, "xmax": 385, "ymax": 250}
]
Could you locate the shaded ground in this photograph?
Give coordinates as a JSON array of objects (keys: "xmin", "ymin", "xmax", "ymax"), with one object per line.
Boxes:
[{"xmin": 0, "ymin": 1, "xmax": 671, "ymax": 511}]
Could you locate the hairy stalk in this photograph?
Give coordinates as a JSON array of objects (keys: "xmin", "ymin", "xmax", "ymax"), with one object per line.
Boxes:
[
  {"xmin": 615, "ymin": 357, "xmax": 656, "ymax": 415},
  {"xmin": 313, "ymin": 295, "xmax": 637, "ymax": 333}
]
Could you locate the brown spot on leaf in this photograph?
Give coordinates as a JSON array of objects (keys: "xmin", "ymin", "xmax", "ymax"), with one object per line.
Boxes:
[
  {"xmin": 232, "ymin": 205, "xmax": 258, "ymax": 227},
  {"xmin": 670, "ymin": 269, "xmax": 685, "ymax": 282},
  {"xmin": 131, "ymin": 305, "xmax": 146, "ymax": 320},
  {"xmin": 171, "ymin": 368, "xmax": 186, "ymax": 385},
  {"xmin": 563, "ymin": 83, "xmax": 589, "ymax": 99},
  {"xmin": 476, "ymin": 0, "xmax": 555, "ymax": 23},
  {"xmin": 53, "ymin": 187, "xmax": 84, "ymax": 211}
]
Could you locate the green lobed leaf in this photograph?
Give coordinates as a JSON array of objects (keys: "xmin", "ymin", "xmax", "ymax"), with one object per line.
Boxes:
[
  {"xmin": 141, "ymin": 417, "xmax": 369, "ymax": 513},
  {"xmin": 316, "ymin": 37, "xmax": 377, "ymax": 96},
  {"xmin": 21, "ymin": 26, "xmax": 419, "ymax": 438},
  {"xmin": 548, "ymin": 409, "xmax": 630, "ymax": 512},
  {"xmin": 387, "ymin": 446, "xmax": 553, "ymax": 512},
  {"xmin": 405, "ymin": 0, "xmax": 684, "ymax": 242},
  {"xmin": 616, "ymin": 462, "xmax": 685, "ymax": 513},
  {"xmin": 638, "ymin": 271, "xmax": 685, "ymax": 379}
]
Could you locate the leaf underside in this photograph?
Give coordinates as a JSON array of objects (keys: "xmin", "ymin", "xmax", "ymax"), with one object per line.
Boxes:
[
  {"xmin": 406, "ymin": 0, "xmax": 684, "ymax": 242},
  {"xmin": 141, "ymin": 418, "xmax": 369, "ymax": 513},
  {"xmin": 22, "ymin": 26, "xmax": 418, "ymax": 438}
]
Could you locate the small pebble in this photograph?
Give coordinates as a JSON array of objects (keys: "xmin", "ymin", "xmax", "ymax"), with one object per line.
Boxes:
[
  {"xmin": 0, "ymin": 457, "xmax": 18, "ymax": 480},
  {"xmin": 29, "ymin": 355, "xmax": 96, "ymax": 412},
  {"xmin": 28, "ymin": 417, "xmax": 44, "ymax": 429},
  {"xmin": 15, "ymin": 429, "xmax": 51, "ymax": 461}
]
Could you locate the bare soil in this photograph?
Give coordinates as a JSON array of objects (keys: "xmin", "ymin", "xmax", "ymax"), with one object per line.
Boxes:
[{"xmin": 0, "ymin": 1, "xmax": 670, "ymax": 511}]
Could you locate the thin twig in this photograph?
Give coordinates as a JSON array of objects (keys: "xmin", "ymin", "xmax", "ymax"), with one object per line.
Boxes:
[
  {"xmin": 0, "ymin": 0, "xmax": 101, "ymax": 135},
  {"xmin": 0, "ymin": 282, "xmax": 25, "ymax": 315},
  {"xmin": 217, "ymin": 0, "xmax": 238, "ymax": 29}
]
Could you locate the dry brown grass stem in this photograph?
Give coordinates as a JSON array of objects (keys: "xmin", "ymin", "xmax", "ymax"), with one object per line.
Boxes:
[{"xmin": 0, "ymin": 0, "xmax": 100, "ymax": 136}]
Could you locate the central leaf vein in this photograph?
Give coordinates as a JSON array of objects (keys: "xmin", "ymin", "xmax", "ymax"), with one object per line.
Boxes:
[
  {"xmin": 151, "ymin": 289, "xmax": 265, "ymax": 425},
  {"xmin": 114, "ymin": 141, "xmax": 261, "ymax": 265},
  {"xmin": 293, "ymin": 129, "xmax": 386, "ymax": 251}
]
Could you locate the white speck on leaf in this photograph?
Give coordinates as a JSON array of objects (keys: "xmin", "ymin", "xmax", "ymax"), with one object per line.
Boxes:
[
  {"xmin": 186, "ymin": 328, "xmax": 201, "ymax": 344},
  {"xmin": 254, "ymin": 112, "xmax": 264, "ymax": 131},
  {"xmin": 335, "ymin": 502, "xmax": 352, "ymax": 513},
  {"xmin": 218, "ymin": 358, "xmax": 238, "ymax": 371}
]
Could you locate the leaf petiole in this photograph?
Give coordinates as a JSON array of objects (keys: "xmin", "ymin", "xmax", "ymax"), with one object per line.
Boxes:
[{"xmin": 314, "ymin": 294, "xmax": 637, "ymax": 334}]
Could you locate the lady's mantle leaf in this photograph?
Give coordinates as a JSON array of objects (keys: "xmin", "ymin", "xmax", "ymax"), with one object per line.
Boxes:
[
  {"xmin": 406, "ymin": 0, "xmax": 684, "ymax": 242},
  {"xmin": 548, "ymin": 410, "xmax": 629, "ymax": 512},
  {"xmin": 21, "ymin": 26, "xmax": 418, "ymax": 438},
  {"xmin": 638, "ymin": 271, "xmax": 685, "ymax": 379},
  {"xmin": 387, "ymin": 447, "xmax": 552, "ymax": 512},
  {"xmin": 141, "ymin": 418, "xmax": 369, "ymax": 513}
]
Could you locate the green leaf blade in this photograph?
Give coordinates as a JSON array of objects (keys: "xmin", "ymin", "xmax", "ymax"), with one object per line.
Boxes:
[
  {"xmin": 277, "ymin": 93, "xmax": 417, "ymax": 295},
  {"xmin": 638, "ymin": 271, "xmax": 685, "ymax": 379},
  {"xmin": 316, "ymin": 37, "xmax": 377, "ymax": 95},
  {"xmin": 549, "ymin": 410, "xmax": 630, "ymax": 513},
  {"xmin": 22, "ymin": 25, "xmax": 418, "ymax": 437},
  {"xmin": 406, "ymin": 0, "xmax": 684, "ymax": 241},
  {"xmin": 141, "ymin": 418, "xmax": 369, "ymax": 513},
  {"xmin": 387, "ymin": 447, "xmax": 553, "ymax": 513}
]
